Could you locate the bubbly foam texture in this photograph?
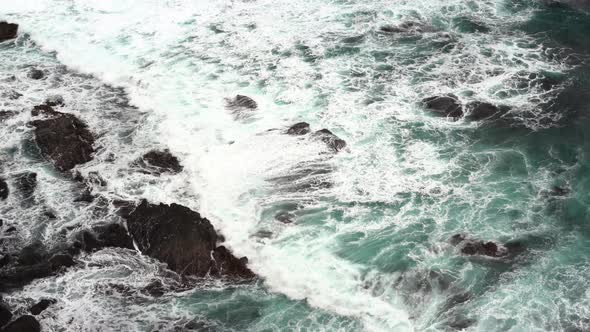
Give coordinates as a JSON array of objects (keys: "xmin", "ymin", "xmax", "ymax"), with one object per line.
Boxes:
[{"xmin": 0, "ymin": 0, "xmax": 581, "ymax": 330}]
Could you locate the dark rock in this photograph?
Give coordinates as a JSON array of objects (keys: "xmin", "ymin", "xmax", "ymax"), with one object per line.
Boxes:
[
  {"xmin": 275, "ymin": 211, "xmax": 295, "ymax": 224},
  {"xmin": 225, "ymin": 95, "xmax": 257, "ymax": 110},
  {"xmin": 112, "ymin": 199, "xmax": 136, "ymax": 218},
  {"xmin": 18, "ymin": 241, "xmax": 48, "ymax": 266},
  {"xmin": 551, "ymin": 185, "xmax": 570, "ymax": 196},
  {"xmin": 14, "ymin": 172, "xmax": 37, "ymax": 200},
  {"xmin": 74, "ymin": 223, "xmax": 134, "ymax": 252},
  {"xmin": 124, "ymin": 200, "xmax": 255, "ymax": 279},
  {"xmin": 74, "ymin": 188, "xmax": 94, "ymax": 203},
  {"xmin": 28, "ymin": 69, "xmax": 44, "ymax": 80},
  {"xmin": 48, "ymin": 253, "xmax": 75, "ymax": 270},
  {"xmin": 2, "ymin": 315, "xmax": 41, "ymax": 332},
  {"xmin": 29, "ymin": 299, "xmax": 56, "ymax": 315},
  {"xmin": 0, "ymin": 111, "xmax": 17, "ymax": 121},
  {"xmin": 0, "ymin": 302, "xmax": 12, "ymax": 327},
  {"xmin": 286, "ymin": 122, "xmax": 310, "ymax": 135},
  {"xmin": 2, "ymin": 90, "xmax": 22, "ymax": 100},
  {"xmin": 450, "ymin": 234, "xmax": 507, "ymax": 257},
  {"xmin": 422, "ymin": 95, "xmax": 463, "ymax": 118},
  {"xmin": 0, "ymin": 178, "xmax": 8, "ymax": 200},
  {"xmin": 0, "ymin": 22, "xmax": 18, "ymax": 42},
  {"xmin": 379, "ymin": 21, "xmax": 432, "ymax": 34},
  {"xmin": 142, "ymin": 280, "xmax": 166, "ymax": 297},
  {"xmin": 30, "ymin": 105, "xmax": 95, "ymax": 172},
  {"xmin": 464, "ymin": 101, "xmax": 509, "ymax": 121},
  {"xmin": 312, "ymin": 129, "xmax": 347, "ymax": 152},
  {"xmin": 132, "ymin": 150, "xmax": 183, "ymax": 175},
  {"xmin": 0, "ymin": 264, "xmax": 53, "ymax": 291},
  {"xmin": 45, "ymin": 95, "xmax": 65, "ymax": 107},
  {"xmin": 5, "ymin": 226, "xmax": 16, "ymax": 234}
]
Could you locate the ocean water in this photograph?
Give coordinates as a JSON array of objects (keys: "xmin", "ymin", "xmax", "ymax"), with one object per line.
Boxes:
[{"xmin": 1, "ymin": 0, "xmax": 590, "ymax": 331}]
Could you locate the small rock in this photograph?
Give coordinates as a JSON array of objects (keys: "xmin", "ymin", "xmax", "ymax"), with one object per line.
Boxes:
[
  {"xmin": 132, "ymin": 149, "xmax": 183, "ymax": 175},
  {"xmin": 0, "ymin": 178, "xmax": 8, "ymax": 200},
  {"xmin": 48, "ymin": 254, "xmax": 75, "ymax": 270},
  {"xmin": 287, "ymin": 122, "xmax": 310, "ymax": 135},
  {"xmin": 2, "ymin": 315, "xmax": 41, "ymax": 332},
  {"xmin": 312, "ymin": 129, "xmax": 347, "ymax": 152},
  {"xmin": 0, "ymin": 111, "xmax": 17, "ymax": 121},
  {"xmin": 28, "ymin": 69, "xmax": 44, "ymax": 80},
  {"xmin": 29, "ymin": 299, "xmax": 56, "ymax": 315},
  {"xmin": 450, "ymin": 234, "xmax": 507, "ymax": 257},
  {"xmin": 30, "ymin": 105, "xmax": 95, "ymax": 172},
  {"xmin": 422, "ymin": 95, "xmax": 463, "ymax": 118},
  {"xmin": 18, "ymin": 241, "xmax": 48, "ymax": 266},
  {"xmin": 0, "ymin": 22, "xmax": 18, "ymax": 42},
  {"xmin": 275, "ymin": 211, "xmax": 295, "ymax": 224},
  {"xmin": 225, "ymin": 95, "xmax": 257, "ymax": 110},
  {"xmin": 5, "ymin": 226, "xmax": 16, "ymax": 234},
  {"xmin": 45, "ymin": 95, "xmax": 65, "ymax": 107}
]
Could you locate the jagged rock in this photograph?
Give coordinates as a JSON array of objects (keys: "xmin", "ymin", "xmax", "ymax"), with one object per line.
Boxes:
[
  {"xmin": 73, "ymin": 223, "xmax": 134, "ymax": 253},
  {"xmin": 45, "ymin": 95, "xmax": 65, "ymax": 107},
  {"xmin": 0, "ymin": 302, "xmax": 12, "ymax": 326},
  {"xmin": 48, "ymin": 253, "xmax": 75, "ymax": 270},
  {"xmin": 450, "ymin": 234, "xmax": 507, "ymax": 257},
  {"xmin": 27, "ymin": 69, "xmax": 44, "ymax": 80},
  {"xmin": 0, "ymin": 111, "xmax": 17, "ymax": 121},
  {"xmin": 30, "ymin": 105, "xmax": 95, "ymax": 172},
  {"xmin": 0, "ymin": 22, "xmax": 18, "ymax": 42},
  {"xmin": 312, "ymin": 129, "xmax": 347, "ymax": 152},
  {"xmin": 422, "ymin": 95, "xmax": 463, "ymax": 118},
  {"xmin": 29, "ymin": 299, "xmax": 56, "ymax": 315},
  {"xmin": 464, "ymin": 101, "xmax": 509, "ymax": 121},
  {"xmin": 14, "ymin": 172, "xmax": 36, "ymax": 200},
  {"xmin": 2, "ymin": 315, "xmax": 41, "ymax": 332},
  {"xmin": 225, "ymin": 95, "xmax": 257, "ymax": 110},
  {"xmin": 124, "ymin": 200, "xmax": 255, "ymax": 279},
  {"xmin": 132, "ymin": 150, "xmax": 183, "ymax": 175},
  {"xmin": 0, "ymin": 178, "xmax": 8, "ymax": 200},
  {"xmin": 287, "ymin": 122, "xmax": 310, "ymax": 135}
]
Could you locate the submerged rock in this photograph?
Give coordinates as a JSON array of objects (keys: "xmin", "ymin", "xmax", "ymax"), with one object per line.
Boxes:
[
  {"xmin": 0, "ymin": 22, "xmax": 18, "ymax": 42},
  {"xmin": 132, "ymin": 149, "xmax": 183, "ymax": 175},
  {"xmin": 0, "ymin": 178, "xmax": 8, "ymax": 200},
  {"xmin": 450, "ymin": 234, "xmax": 508, "ymax": 257},
  {"xmin": 2, "ymin": 315, "xmax": 41, "ymax": 332},
  {"xmin": 379, "ymin": 21, "xmax": 433, "ymax": 34},
  {"xmin": 312, "ymin": 129, "xmax": 347, "ymax": 152},
  {"xmin": 29, "ymin": 299, "xmax": 56, "ymax": 315},
  {"xmin": 14, "ymin": 172, "xmax": 37, "ymax": 200},
  {"xmin": 124, "ymin": 200, "xmax": 255, "ymax": 279},
  {"xmin": 464, "ymin": 101, "xmax": 509, "ymax": 121},
  {"xmin": 30, "ymin": 105, "xmax": 95, "ymax": 172},
  {"xmin": 286, "ymin": 122, "xmax": 310, "ymax": 135},
  {"xmin": 422, "ymin": 95, "xmax": 463, "ymax": 118},
  {"xmin": 27, "ymin": 69, "xmax": 44, "ymax": 80},
  {"xmin": 225, "ymin": 95, "xmax": 257, "ymax": 110}
]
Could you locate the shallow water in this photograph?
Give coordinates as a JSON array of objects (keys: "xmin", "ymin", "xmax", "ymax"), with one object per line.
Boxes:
[{"xmin": 1, "ymin": 0, "xmax": 590, "ymax": 331}]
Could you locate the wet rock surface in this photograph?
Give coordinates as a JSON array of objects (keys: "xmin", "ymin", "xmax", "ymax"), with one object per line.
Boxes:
[
  {"xmin": 2, "ymin": 315, "xmax": 41, "ymax": 332},
  {"xmin": 132, "ymin": 149, "xmax": 183, "ymax": 175},
  {"xmin": 0, "ymin": 302, "xmax": 12, "ymax": 327},
  {"xmin": 0, "ymin": 178, "xmax": 8, "ymax": 200},
  {"xmin": 286, "ymin": 122, "xmax": 310, "ymax": 135},
  {"xmin": 27, "ymin": 69, "xmax": 44, "ymax": 80},
  {"xmin": 73, "ymin": 223, "xmax": 134, "ymax": 253},
  {"xmin": 450, "ymin": 234, "xmax": 508, "ymax": 257},
  {"xmin": 124, "ymin": 200, "xmax": 255, "ymax": 279},
  {"xmin": 13, "ymin": 172, "xmax": 37, "ymax": 200},
  {"xmin": 422, "ymin": 95, "xmax": 464, "ymax": 118},
  {"xmin": 29, "ymin": 299, "xmax": 56, "ymax": 315},
  {"xmin": 465, "ymin": 101, "xmax": 510, "ymax": 121},
  {"xmin": 225, "ymin": 95, "xmax": 257, "ymax": 110},
  {"xmin": 312, "ymin": 129, "xmax": 347, "ymax": 152},
  {"xmin": 30, "ymin": 104, "xmax": 95, "ymax": 172},
  {"xmin": 0, "ymin": 22, "xmax": 18, "ymax": 42}
]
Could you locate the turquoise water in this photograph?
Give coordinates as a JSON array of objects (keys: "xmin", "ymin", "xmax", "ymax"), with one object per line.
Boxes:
[{"xmin": 1, "ymin": 0, "xmax": 590, "ymax": 331}]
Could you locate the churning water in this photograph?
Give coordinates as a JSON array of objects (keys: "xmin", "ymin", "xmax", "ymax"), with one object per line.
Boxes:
[{"xmin": 2, "ymin": 0, "xmax": 590, "ymax": 331}]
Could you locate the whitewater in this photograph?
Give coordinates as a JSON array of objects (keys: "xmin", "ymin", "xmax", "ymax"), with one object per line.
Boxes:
[{"xmin": 1, "ymin": 0, "xmax": 590, "ymax": 331}]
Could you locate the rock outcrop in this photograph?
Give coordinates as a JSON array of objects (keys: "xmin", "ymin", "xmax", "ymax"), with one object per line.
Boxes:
[
  {"xmin": 225, "ymin": 95, "xmax": 257, "ymax": 110},
  {"xmin": 131, "ymin": 150, "xmax": 183, "ymax": 175},
  {"xmin": 450, "ymin": 234, "xmax": 508, "ymax": 257},
  {"xmin": 0, "ymin": 22, "xmax": 18, "ymax": 42},
  {"xmin": 29, "ymin": 299, "xmax": 56, "ymax": 315},
  {"xmin": 72, "ymin": 223, "xmax": 134, "ymax": 253},
  {"xmin": 2, "ymin": 315, "xmax": 41, "ymax": 332},
  {"xmin": 30, "ymin": 104, "xmax": 95, "ymax": 172},
  {"xmin": 312, "ymin": 129, "xmax": 347, "ymax": 152},
  {"xmin": 422, "ymin": 95, "xmax": 463, "ymax": 119},
  {"xmin": 286, "ymin": 122, "xmax": 310, "ymax": 135},
  {"xmin": 464, "ymin": 101, "xmax": 509, "ymax": 121},
  {"xmin": 27, "ymin": 69, "xmax": 44, "ymax": 80},
  {"xmin": 124, "ymin": 200, "xmax": 255, "ymax": 279}
]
